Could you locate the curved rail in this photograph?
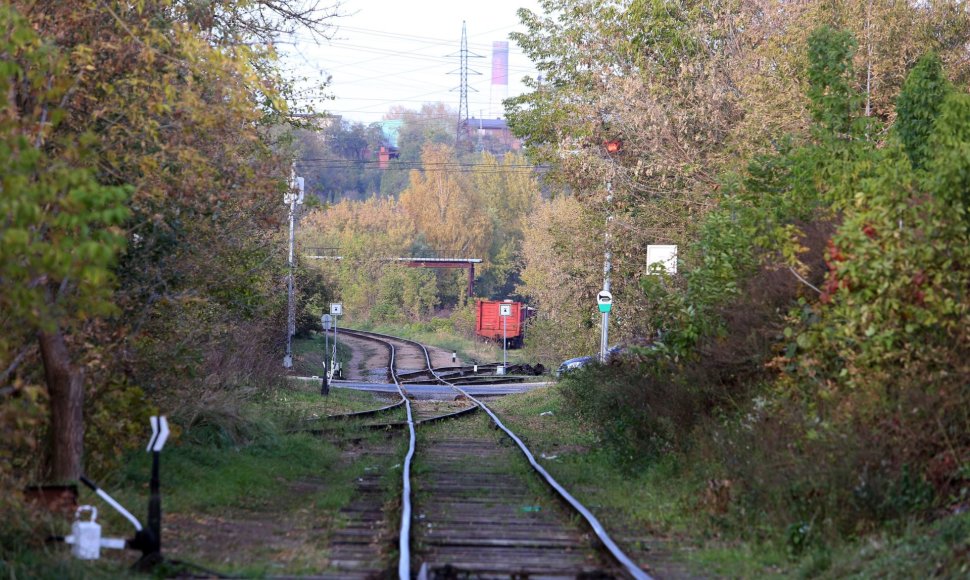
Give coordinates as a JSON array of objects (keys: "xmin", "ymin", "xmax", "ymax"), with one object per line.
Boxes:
[
  {"xmin": 322, "ymin": 330, "xmax": 407, "ymax": 421},
  {"xmin": 325, "ymin": 399, "xmax": 405, "ymax": 421},
  {"xmin": 345, "ymin": 328, "xmax": 651, "ymax": 580},
  {"xmin": 364, "ymin": 405, "xmax": 480, "ymax": 431}
]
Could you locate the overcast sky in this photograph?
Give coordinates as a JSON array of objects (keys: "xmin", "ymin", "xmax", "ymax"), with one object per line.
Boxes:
[{"xmin": 281, "ymin": 0, "xmax": 541, "ymax": 125}]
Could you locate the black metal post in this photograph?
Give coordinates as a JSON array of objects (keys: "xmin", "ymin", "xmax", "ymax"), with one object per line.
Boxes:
[
  {"xmin": 148, "ymin": 450, "xmax": 161, "ymax": 553},
  {"xmin": 132, "ymin": 451, "xmax": 162, "ymax": 570}
]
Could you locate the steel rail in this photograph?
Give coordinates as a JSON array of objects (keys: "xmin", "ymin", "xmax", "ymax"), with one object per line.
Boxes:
[
  {"xmin": 324, "ymin": 398, "xmax": 406, "ymax": 421},
  {"xmin": 336, "ymin": 328, "xmax": 417, "ymax": 579},
  {"xmin": 364, "ymin": 404, "xmax": 480, "ymax": 431},
  {"xmin": 351, "ymin": 327, "xmax": 651, "ymax": 580},
  {"xmin": 322, "ymin": 330, "xmax": 408, "ymax": 421},
  {"xmin": 328, "ymin": 328, "xmax": 417, "ymax": 577}
]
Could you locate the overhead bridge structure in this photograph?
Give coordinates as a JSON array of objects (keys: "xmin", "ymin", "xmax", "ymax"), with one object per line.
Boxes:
[{"xmin": 305, "ymin": 247, "xmax": 482, "ymax": 297}]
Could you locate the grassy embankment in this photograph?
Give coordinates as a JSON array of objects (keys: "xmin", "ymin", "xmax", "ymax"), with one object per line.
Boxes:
[
  {"xmin": 3, "ymin": 341, "xmax": 402, "ymax": 579},
  {"xmin": 487, "ymin": 385, "xmax": 970, "ymax": 578},
  {"xmin": 289, "ymin": 333, "xmax": 354, "ymax": 378}
]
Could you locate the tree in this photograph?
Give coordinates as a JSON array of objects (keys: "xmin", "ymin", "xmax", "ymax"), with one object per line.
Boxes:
[
  {"xmin": 895, "ymin": 53, "xmax": 952, "ymax": 172},
  {"xmin": 380, "ymin": 103, "xmax": 458, "ymax": 197},
  {"xmin": 300, "ymin": 197, "xmax": 417, "ymax": 320},
  {"xmin": 2, "ymin": 0, "xmax": 339, "ymax": 481},
  {"xmin": 518, "ymin": 196, "xmax": 601, "ymax": 362},
  {"xmin": 400, "ymin": 145, "xmax": 491, "ymax": 260},
  {"xmin": 0, "ymin": 5, "xmax": 130, "ymax": 481},
  {"xmin": 295, "ymin": 120, "xmax": 384, "ymax": 202},
  {"xmin": 470, "ymin": 152, "xmax": 541, "ymax": 298}
]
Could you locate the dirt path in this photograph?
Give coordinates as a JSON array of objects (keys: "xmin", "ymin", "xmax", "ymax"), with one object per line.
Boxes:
[
  {"xmin": 162, "ymin": 477, "xmax": 334, "ymax": 574},
  {"xmin": 161, "ymin": 438, "xmax": 399, "ymax": 577},
  {"xmin": 334, "ymin": 331, "xmax": 387, "ymax": 381},
  {"xmin": 335, "ymin": 330, "xmax": 461, "ymax": 379},
  {"xmin": 426, "ymin": 344, "xmax": 460, "ymax": 369}
]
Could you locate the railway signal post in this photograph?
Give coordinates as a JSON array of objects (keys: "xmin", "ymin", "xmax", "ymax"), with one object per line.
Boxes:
[
  {"xmin": 597, "ymin": 290, "xmax": 613, "ymax": 362},
  {"xmin": 499, "ymin": 302, "xmax": 512, "ymax": 375},
  {"xmin": 330, "ymin": 303, "xmax": 342, "ymax": 379}
]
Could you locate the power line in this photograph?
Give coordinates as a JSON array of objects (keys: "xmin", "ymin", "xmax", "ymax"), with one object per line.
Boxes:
[
  {"xmin": 449, "ymin": 21, "xmax": 484, "ymax": 144},
  {"xmin": 296, "ymin": 159, "xmax": 546, "ymax": 174},
  {"xmin": 287, "ymin": 25, "xmax": 532, "ymax": 55},
  {"xmin": 277, "ymin": 15, "xmax": 539, "ymax": 125}
]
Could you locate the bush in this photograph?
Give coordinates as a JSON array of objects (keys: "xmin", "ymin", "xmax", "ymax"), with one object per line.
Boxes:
[
  {"xmin": 171, "ymin": 386, "xmax": 273, "ymax": 449},
  {"xmin": 558, "ymin": 361, "xmax": 702, "ymax": 465},
  {"xmin": 699, "ymin": 368, "xmax": 969, "ymax": 549},
  {"xmin": 557, "ymin": 240, "xmax": 814, "ymax": 466}
]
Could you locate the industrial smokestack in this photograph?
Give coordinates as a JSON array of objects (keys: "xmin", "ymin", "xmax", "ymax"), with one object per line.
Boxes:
[{"xmin": 490, "ymin": 41, "xmax": 509, "ymax": 117}]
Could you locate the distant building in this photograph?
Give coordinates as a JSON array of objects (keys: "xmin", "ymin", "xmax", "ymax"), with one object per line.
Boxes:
[
  {"xmin": 375, "ymin": 119, "xmax": 403, "ymax": 148},
  {"xmin": 378, "ymin": 145, "xmax": 399, "ymax": 169},
  {"xmin": 462, "ymin": 118, "xmax": 521, "ymax": 153},
  {"xmin": 374, "ymin": 120, "xmax": 402, "ymax": 169}
]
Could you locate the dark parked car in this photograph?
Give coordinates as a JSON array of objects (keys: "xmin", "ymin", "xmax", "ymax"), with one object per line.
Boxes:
[
  {"xmin": 556, "ymin": 346, "xmax": 625, "ymax": 377},
  {"xmin": 556, "ymin": 355, "xmax": 594, "ymax": 377}
]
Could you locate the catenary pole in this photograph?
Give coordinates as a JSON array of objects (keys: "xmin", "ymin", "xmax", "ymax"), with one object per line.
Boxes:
[{"xmin": 283, "ymin": 172, "xmax": 304, "ymax": 368}]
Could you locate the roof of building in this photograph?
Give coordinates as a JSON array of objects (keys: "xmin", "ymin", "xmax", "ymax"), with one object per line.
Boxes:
[{"xmin": 465, "ymin": 118, "xmax": 508, "ymax": 130}]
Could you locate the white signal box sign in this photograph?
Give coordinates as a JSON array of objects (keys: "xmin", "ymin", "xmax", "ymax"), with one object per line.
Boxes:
[
  {"xmin": 330, "ymin": 303, "xmax": 343, "ymax": 316},
  {"xmin": 647, "ymin": 245, "xmax": 678, "ymax": 274},
  {"xmin": 597, "ymin": 290, "xmax": 613, "ymax": 313},
  {"xmin": 499, "ymin": 303, "xmax": 512, "ymax": 317}
]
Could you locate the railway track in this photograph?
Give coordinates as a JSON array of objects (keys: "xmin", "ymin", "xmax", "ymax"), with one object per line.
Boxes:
[{"xmin": 322, "ymin": 328, "xmax": 651, "ymax": 579}]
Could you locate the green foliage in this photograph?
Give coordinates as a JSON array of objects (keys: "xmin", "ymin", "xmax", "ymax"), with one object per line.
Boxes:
[
  {"xmin": 0, "ymin": 5, "xmax": 130, "ymax": 337},
  {"xmin": 926, "ymin": 92, "xmax": 970, "ymax": 213},
  {"xmin": 84, "ymin": 378, "xmax": 154, "ymax": 480},
  {"xmin": 372, "ymin": 266, "xmax": 439, "ymax": 324},
  {"xmin": 895, "ymin": 53, "xmax": 951, "ymax": 171},
  {"xmin": 806, "ymin": 27, "xmax": 860, "ymax": 136},
  {"xmin": 553, "ymin": 21, "xmax": 970, "ymax": 556},
  {"xmin": 790, "ymin": 143, "xmax": 969, "ymax": 391},
  {"xmin": 294, "ymin": 261, "xmax": 332, "ymax": 338}
]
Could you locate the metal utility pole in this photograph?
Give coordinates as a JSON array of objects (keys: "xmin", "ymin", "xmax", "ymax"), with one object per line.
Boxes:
[
  {"xmin": 283, "ymin": 173, "xmax": 304, "ymax": 369},
  {"xmin": 449, "ymin": 21, "xmax": 482, "ymax": 145},
  {"xmin": 600, "ymin": 180, "xmax": 613, "ymax": 363},
  {"xmin": 321, "ymin": 314, "xmax": 332, "ymax": 395}
]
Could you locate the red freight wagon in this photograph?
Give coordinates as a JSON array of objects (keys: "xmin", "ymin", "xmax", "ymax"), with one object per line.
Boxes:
[{"xmin": 475, "ymin": 300, "xmax": 532, "ymax": 348}]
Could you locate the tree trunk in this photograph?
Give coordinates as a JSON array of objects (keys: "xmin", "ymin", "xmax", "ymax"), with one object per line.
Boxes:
[{"xmin": 38, "ymin": 328, "xmax": 85, "ymax": 483}]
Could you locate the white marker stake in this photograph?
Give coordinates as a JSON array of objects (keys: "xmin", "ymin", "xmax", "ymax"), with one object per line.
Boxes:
[
  {"xmin": 147, "ymin": 416, "xmax": 170, "ymax": 452},
  {"xmin": 146, "ymin": 416, "xmax": 159, "ymax": 452},
  {"xmin": 153, "ymin": 417, "xmax": 169, "ymax": 452}
]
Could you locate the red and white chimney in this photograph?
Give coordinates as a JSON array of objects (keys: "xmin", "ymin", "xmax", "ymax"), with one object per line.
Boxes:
[{"xmin": 490, "ymin": 41, "xmax": 509, "ymax": 117}]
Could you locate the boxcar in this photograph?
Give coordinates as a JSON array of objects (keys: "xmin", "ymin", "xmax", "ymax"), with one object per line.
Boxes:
[{"xmin": 475, "ymin": 300, "xmax": 532, "ymax": 348}]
